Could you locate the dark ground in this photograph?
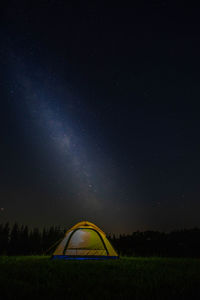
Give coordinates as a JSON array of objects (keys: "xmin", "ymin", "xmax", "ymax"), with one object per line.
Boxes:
[{"xmin": 0, "ymin": 256, "xmax": 200, "ymax": 299}]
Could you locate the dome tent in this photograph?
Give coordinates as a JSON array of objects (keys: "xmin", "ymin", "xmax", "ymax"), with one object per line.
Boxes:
[{"xmin": 52, "ymin": 221, "xmax": 118, "ymax": 260}]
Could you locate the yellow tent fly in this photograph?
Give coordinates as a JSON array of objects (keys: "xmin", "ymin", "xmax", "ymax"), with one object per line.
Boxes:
[{"xmin": 52, "ymin": 221, "xmax": 119, "ymax": 260}]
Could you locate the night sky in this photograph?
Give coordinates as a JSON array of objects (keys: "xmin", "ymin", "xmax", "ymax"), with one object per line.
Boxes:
[{"xmin": 1, "ymin": 1, "xmax": 200, "ymax": 233}]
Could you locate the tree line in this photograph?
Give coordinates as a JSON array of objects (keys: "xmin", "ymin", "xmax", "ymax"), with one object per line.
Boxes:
[
  {"xmin": 0, "ymin": 223, "xmax": 65, "ymax": 255},
  {"xmin": 1, "ymin": 222, "xmax": 200, "ymax": 257},
  {"xmin": 110, "ymin": 228, "xmax": 200, "ymax": 257}
]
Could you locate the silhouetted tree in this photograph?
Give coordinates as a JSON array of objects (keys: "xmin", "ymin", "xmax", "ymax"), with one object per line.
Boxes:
[
  {"xmin": 20, "ymin": 225, "xmax": 29, "ymax": 255},
  {"xmin": 0, "ymin": 222, "xmax": 10, "ymax": 254},
  {"xmin": 8, "ymin": 222, "xmax": 20, "ymax": 255}
]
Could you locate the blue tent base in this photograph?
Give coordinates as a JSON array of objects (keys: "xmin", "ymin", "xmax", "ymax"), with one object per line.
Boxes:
[{"xmin": 52, "ymin": 255, "xmax": 119, "ymax": 260}]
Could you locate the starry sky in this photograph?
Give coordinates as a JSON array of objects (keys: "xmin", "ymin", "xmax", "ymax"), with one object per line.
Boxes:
[{"xmin": 1, "ymin": 1, "xmax": 200, "ymax": 233}]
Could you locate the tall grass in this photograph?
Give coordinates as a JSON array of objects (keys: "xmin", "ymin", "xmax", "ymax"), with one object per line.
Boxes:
[{"xmin": 0, "ymin": 256, "xmax": 200, "ymax": 299}]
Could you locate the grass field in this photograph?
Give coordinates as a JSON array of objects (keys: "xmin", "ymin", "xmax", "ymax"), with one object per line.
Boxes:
[{"xmin": 0, "ymin": 256, "xmax": 200, "ymax": 299}]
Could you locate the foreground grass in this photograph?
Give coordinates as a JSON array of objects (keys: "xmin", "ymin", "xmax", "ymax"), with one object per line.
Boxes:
[{"xmin": 0, "ymin": 256, "xmax": 200, "ymax": 299}]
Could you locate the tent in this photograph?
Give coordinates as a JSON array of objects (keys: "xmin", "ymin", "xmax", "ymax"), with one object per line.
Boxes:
[{"xmin": 52, "ymin": 221, "xmax": 119, "ymax": 260}]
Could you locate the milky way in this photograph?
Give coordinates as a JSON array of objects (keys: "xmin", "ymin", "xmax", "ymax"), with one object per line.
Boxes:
[{"xmin": 12, "ymin": 63, "xmax": 108, "ymax": 216}]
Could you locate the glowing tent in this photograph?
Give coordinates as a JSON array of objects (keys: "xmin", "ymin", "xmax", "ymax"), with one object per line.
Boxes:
[{"xmin": 52, "ymin": 221, "xmax": 118, "ymax": 260}]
